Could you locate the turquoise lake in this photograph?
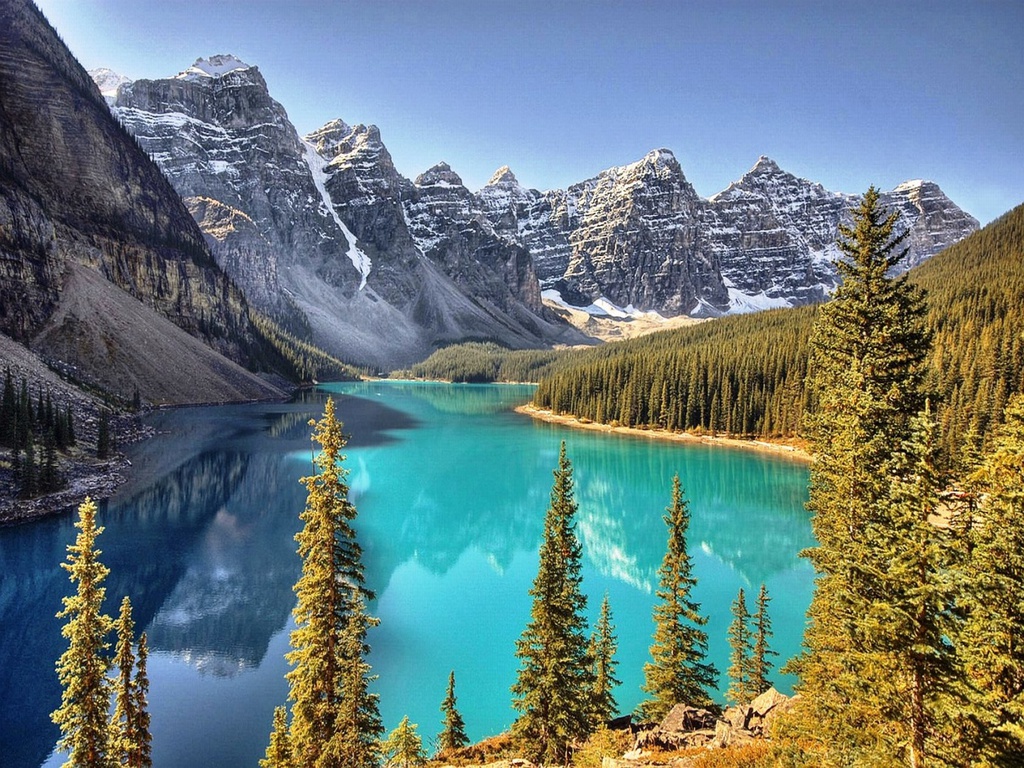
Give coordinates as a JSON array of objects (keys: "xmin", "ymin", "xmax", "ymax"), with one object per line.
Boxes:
[{"xmin": 0, "ymin": 381, "xmax": 814, "ymax": 768}]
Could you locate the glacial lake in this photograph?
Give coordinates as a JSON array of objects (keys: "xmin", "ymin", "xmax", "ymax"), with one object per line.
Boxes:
[{"xmin": 0, "ymin": 381, "xmax": 814, "ymax": 768}]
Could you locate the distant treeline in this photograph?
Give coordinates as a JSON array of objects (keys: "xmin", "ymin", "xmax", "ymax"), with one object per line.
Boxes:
[
  {"xmin": 396, "ymin": 342, "xmax": 573, "ymax": 383},
  {"xmin": 531, "ymin": 204, "xmax": 1024, "ymax": 473},
  {"xmin": 247, "ymin": 310, "xmax": 364, "ymax": 383}
]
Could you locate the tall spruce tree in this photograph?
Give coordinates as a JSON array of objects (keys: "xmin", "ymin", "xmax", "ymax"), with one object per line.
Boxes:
[
  {"xmin": 261, "ymin": 707, "xmax": 294, "ymax": 768},
  {"xmin": 381, "ymin": 716, "xmax": 426, "ymax": 768},
  {"xmin": 788, "ymin": 188, "xmax": 950, "ymax": 766},
  {"xmin": 588, "ymin": 593, "xmax": 620, "ymax": 727},
  {"xmin": 957, "ymin": 394, "xmax": 1024, "ymax": 763},
  {"xmin": 110, "ymin": 596, "xmax": 151, "ymax": 768},
  {"xmin": 277, "ymin": 397, "xmax": 381, "ymax": 768},
  {"xmin": 511, "ymin": 442, "xmax": 595, "ymax": 765},
  {"xmin": 639, "ymin": 475, "xmax": 717, "ymax": 722},
  {"xmin": 437, "ymin": 670, "xmax": 469, "ymax": 754},
  {"xmin": 52, "ymin": 497, "xmax": 115, "ymax": 767},
  {"xmin": 750, "ymin": 584, "xmax": 776, "ymax": 696},
  {"xmin": 132, "ymin": 633, "xmax": 151, "ymax": 768},
  {"xmin": 725, "ymin": 588, "xmax": 755, "ymax": 706}
]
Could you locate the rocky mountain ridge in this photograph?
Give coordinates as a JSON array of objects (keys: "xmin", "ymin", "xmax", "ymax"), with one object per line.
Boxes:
[
  {"xmin": 94, "ymin": 56, "xmax": 978, "ymax": 361},
  {"xmin": 103, "ymin": 57, "xmax": 576, "ymax": 370},
  {"xmin": 0, "ymin": 1, "xmax": 286, "ymax": 405}
]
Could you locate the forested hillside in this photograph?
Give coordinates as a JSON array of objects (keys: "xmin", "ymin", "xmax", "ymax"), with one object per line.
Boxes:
[{"xmin": 532, "ymin": 204, "xmax": 1024, "ymax": 470}]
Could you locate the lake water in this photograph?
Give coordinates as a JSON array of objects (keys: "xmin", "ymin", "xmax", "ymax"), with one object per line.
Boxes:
[{"xmin": 0, "ymin": 381, "xmax": 813, "ymax": 768}]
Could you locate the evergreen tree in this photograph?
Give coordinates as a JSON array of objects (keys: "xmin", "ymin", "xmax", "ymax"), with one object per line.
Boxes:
[
  {"xmin": 588, "ymin": 594, "xmax": 620, "ymax": 727},
  {"xmin": 52, "ymin": 497, "xmax": 115, "ymax": 767},
  {"xmin": 957, "ymin": 394, "xmax": 1024, "ymax": 763},
  {"xmin": 437, "ymin": 670, "xmax": 468, "ymax": 754},
  {"xmin": 725, "ymin": 588, "xmax": 755, "ymax": 706},
  {"xmin": 278, "ymin": 397, "xmax": 381, "ymax": 768},
  {"xmin": 132, "ymin": 633, "xmax": 151, "ymax": 768},
  {"xmin": 18, "ymin": 436, "xmax": 38, "ymax": 498},
  {"xmin": 638, "ymin": 475, "xmax": 717, "ymax": 722},
  {"xmin": 261, "ymin": 707, "xmax": 294, "ymax": 768},
  {"xmin": 750, "ymin": 584, "xmax": 776, "ymax": 696},
  {"xmin": 788, "ymin": 189, "xmax": 949, "ymax": 766},
  {"xmin": 0, "ymin": 367, "xmax": 15, "ymax": 448},
  {"xmin": 381, "ymin": 716, "xmax": 426, "ymax": 768},
  {"xmin": 111, "ymin": 596, "xmax": 138, "ymax": 765},
  {"xmin": 511, "ymin": 442, "xmax": 595, "ymax": 765}
]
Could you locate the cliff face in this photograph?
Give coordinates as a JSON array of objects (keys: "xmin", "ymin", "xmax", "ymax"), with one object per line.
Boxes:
[
  {"xmin": 106, "ymin": 60, "xmax": 576, "ymax": 369},
  {"xmin": 0, "ymin": 0, "xmax": 283, "ymax": 402}
]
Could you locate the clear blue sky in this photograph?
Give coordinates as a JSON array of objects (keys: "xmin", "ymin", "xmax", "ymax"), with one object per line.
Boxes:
[{"xmin": 34, "ymin": 0, "xmax": 1023, "ymax": 224}]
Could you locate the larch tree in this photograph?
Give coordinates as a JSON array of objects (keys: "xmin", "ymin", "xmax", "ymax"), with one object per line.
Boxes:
[
  {"xmin": 52, "ymin": 497, "xmax": 114, "ymax": 768},
  {"xmin": 261, "ymin": 707, "xmax": 293, "ymax": 768},
  {"xmin": 437, "ymin": 670, "xmax": 469, "ymax": 754},
  {"xmin": 788, "ymin": 188, "xmax": 951, "ymax": 766},
  {"xmin": 131, "ymin": 633, "xmax": 151, "ymax": 768},
  {"xmin": 725, "ymin": 588, "xmax": 755, "ymax": 706},
  {"xmin": 275, "ymin": 397, "xmax": 382, "ymax": 768},
  {"xmin": 381, "ymin": 716, "xmax": 426, "ymax": 768},
  {"xmin": 111, "ymin": 596, "xmax": 143, "ymax": 767},
  {"xmin": 639, "ymin": 475, "xmax": 717, "ymax": 722},
  {"xmin": 588, "ymin": 593, "xmax": 620, "ymax": 727},
  {"xmin": 750, "ymin": 584, "xmax": 776, "ymax": 697},
  {"xmin": 511, "ymin": 441, "xmax": 595, "ymax": 766},
  {"xmin": 957, "ymin": 394, "xmax": 1024, "ymax": 763}
]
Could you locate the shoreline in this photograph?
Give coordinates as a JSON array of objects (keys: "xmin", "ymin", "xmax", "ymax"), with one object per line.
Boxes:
[{"xmin": 514, "ymin": 404, "xmax": 812, "ymax": 463}]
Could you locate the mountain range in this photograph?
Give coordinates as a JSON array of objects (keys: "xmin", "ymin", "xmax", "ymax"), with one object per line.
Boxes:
[{"xmin": 93, "ymin": 54, "xmax": 979, "ymax": 370}]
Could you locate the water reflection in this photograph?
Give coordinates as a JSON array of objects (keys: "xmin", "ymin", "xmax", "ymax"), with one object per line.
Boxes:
[{"xmin": 0, "ymin": 383, "xmax": 813, "ymax": 768}]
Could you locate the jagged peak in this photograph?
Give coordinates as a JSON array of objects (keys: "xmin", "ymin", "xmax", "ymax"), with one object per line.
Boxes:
[
  {"xmin": 893, "ymin": 178, "xmax": 933, "ymax": 193},
  {"xmin": 415, "ymin": 162, "xmax": 465, "ymax": 188},
  {"xmin": 308, "ymin": 117, "xmax": 352, "ymax": 138},
  {"xmin": 88, "ymin": 67, "xmax": 131, "ymax": 99},
  {"xmin": 750, "ymin": 155, "xmax": 781, "ymax": 173},
  {"xmin": 487, "ymin": 165, "xmax": 519, "ymax": 187},
  {"xmin": 174, "ymin": 54, "xmax": 253, "ymax": 81}
]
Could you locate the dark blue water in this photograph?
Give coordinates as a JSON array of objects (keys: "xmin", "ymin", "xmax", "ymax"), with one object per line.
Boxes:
[{"xmin": 0, "ymin": 381, "xmax": 813, "ymax": 767}]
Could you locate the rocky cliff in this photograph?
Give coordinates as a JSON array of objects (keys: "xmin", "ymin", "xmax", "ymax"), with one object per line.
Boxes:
[
  {"xmin": 106, "ymin": 60, "xmax": 577, "ymax": 369},
  {"xmin": 0, "ymin": 0, "xmax": 283, "ymax": 403}
]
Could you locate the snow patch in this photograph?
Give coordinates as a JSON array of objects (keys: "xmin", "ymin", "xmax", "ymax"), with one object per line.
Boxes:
[
  {"xmin": 301, "ymin": 140, "xmax": 372, "ymax": 290},
  {"xmin": 542, "ymin": 289, "xmax": 667, "ymax": 320},
  {"xmin": 175, "ymin": 55, "xmax": 251, "ymax": 81},
  {"xmin": 725, "ymin": 286, "xmax": 793, "ymax": 314}
]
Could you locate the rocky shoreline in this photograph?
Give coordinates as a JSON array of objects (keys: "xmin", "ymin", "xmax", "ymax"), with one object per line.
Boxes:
[{"xmin": 514, "ymin": 405, "xmax": 811, "ymax": 463}]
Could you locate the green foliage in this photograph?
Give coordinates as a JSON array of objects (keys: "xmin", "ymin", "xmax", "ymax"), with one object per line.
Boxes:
[
  {"xmin": 247, "ymin": 308, "xmax": 364, "ymax": 382},
  {"xmin": 397, "ymin": 341, "xmax": 570, "ymax": 383},
  {"xmin": 571, "ymin": 727, "xmax": 634, "ymax": 768},
  {"xmin": 788, "ymin": 189, "xmax": 954, "ymax": 767},
  {"xmin": 52, "ymin": 497, "xmax": 115, "ymax": 767},
  {"xmin": 437, "ymin": 670, "xmax": 469, "ymax": 754},
  {"xmin": 638, "ymin": 476, "xmax": 718, "ymax": 722},
  {"xmin": 750, "ymin": 584, "xmax": 776, "ymax": 697},
  {"xmin": 511, "ymin": 442, "xmax": 596, "ymax": 765},
  {"xmin": 588, "ymin": 594, "xmax": 620, "ymax": 727},
  {"xmin": 381, "ymin": 716, "xmax": 426, "ymax": 768},
  {"xmin": 276, "ymin": 397, "xmax": 382, "ymax": 768},
  {"xmin": 955, "ymin": 394, "xmax": 1024, "ymax": 763},
  {"xmin": 725, "ymin": 588, "xmax": 755, "ymax": 707}
]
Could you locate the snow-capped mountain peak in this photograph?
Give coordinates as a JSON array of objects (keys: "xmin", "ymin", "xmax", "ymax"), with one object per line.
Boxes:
[
  {"xmin": 487, "ymin": 165, "xmax": 520, "ymax": 187},
  {"xmin": 175, "ymin": 54, "xmax": 251, "ymax": 81},
  {"xmin": 88, "ymin": 67, "xmax": 131, "ymax": 102}
]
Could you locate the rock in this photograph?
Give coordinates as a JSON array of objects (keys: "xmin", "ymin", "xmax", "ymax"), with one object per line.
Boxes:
[{"xmin": 750, "ymin": 686, "xmax": 789, "ymax": 718}]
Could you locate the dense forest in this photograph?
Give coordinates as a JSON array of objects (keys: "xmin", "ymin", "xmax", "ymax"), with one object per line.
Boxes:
[{"xmin": 530, "ymin": 204, "xmax": 1024, "ymax": 472}]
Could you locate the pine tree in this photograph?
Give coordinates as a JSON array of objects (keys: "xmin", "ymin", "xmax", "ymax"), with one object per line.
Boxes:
[
  {"xmin": 957, "ymin": 394, "xmax": 1024, "ymax": 762},
  {"xmin": 787, "ymin": 188, "xmax": 948, "ymax": 765},
  {"xmin": 0, "ymin": 367, "xmax": 15, "ymax": 448},
  {"xmin": 111, "ymin": 596, "xmax": 138, "ymax": 765},
  {"xmin": 132, "ymin": 633, "xmax": 151, "ymax": 768},
  {"xmin": 511, "ymin": 442, "xmax": 595, "ymax": 765},
  {"xmin": 52, "ymin": 497, "xmax": 115, "ymax": 767},
  {"xmin": 588, "ymin": 594, "xmax": 620, "ymax": 727},
  {"xmin": 725, "ymin": 588, "xmax": 755, "ymax": 706},
  {"xmin": 638, "ymin": 475, "xmax": 717, "ymax": 722},
  {"xmin": 750, "ymin": 584, "xmax": 776, "ymax": 697},
  {"xmin": 261, "ymin": 707, "xmax": 294, "ymax": 768},
  {"xmin": 381, "ymin": 716, "xmax": 426, "ymax": 768},
  {"xmin": 437, "ymin": 670, "xmax": 468, "ymax": 754},
  {"xmin": 278, "ymin": 397, "xmax": 381, "ymax": 768}
]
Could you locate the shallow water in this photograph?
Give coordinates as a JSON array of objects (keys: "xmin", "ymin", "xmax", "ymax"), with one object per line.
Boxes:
[{"xmin": 0, "ymin": 381, "xmax": 813, "ymax": 767}]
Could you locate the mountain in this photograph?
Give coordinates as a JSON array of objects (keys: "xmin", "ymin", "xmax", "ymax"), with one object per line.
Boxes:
[
  {"xmin": 480, "ymin": 152, "xmax": 979, "ymax": 318},
  {"xmin": 105, "ymin": 58, "xmax": 579, "ymax": 370},
  {"xmin": 0, "ymin": 0, "xmax": 285, "ymax": 404}
]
